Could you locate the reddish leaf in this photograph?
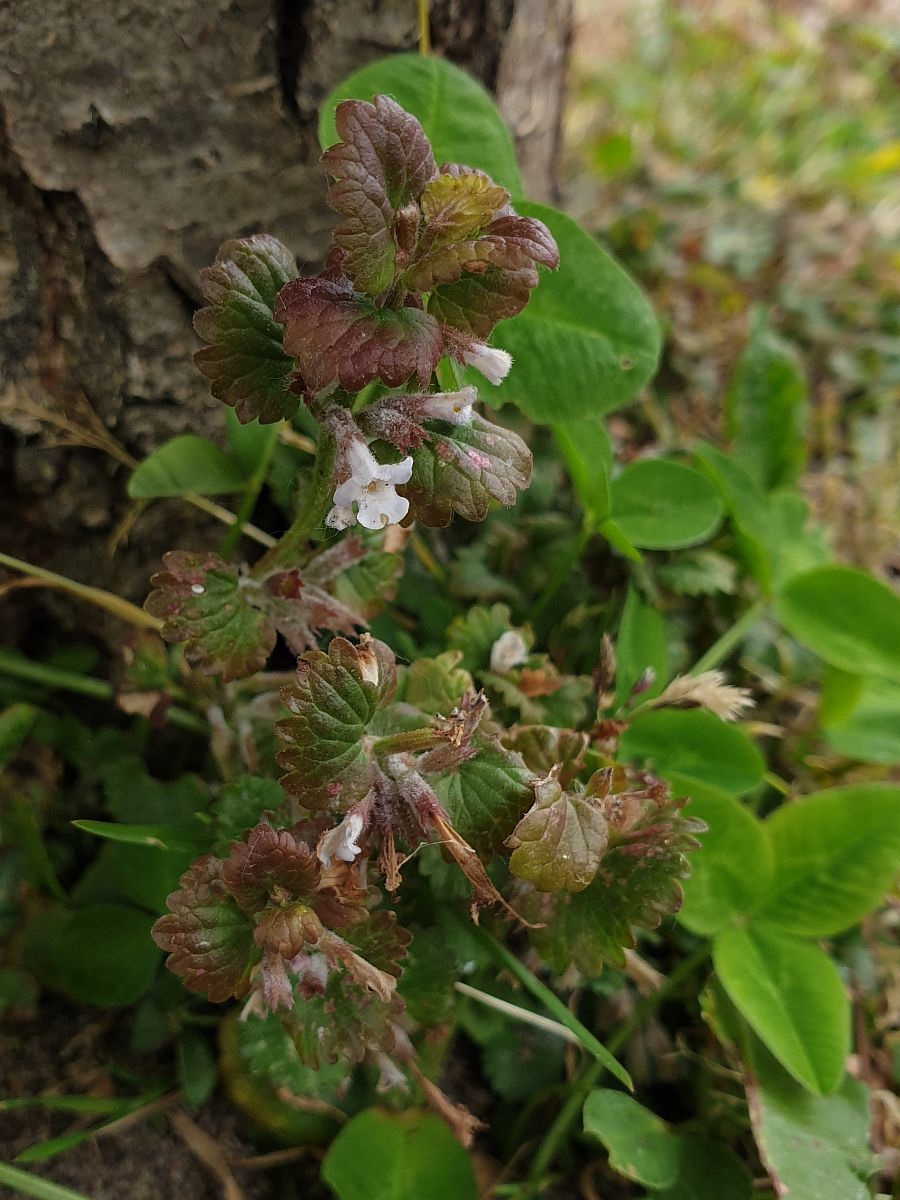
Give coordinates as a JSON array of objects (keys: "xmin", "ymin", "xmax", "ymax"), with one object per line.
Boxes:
[
  {"xmin": 322, "ymin": 95, "xmax": 437, "ymax": 294},
  {"xmin": 193, "ymin": 235, "xmax": 300, "ymax": 424},
  {"xmin": 275, "ymin": 274, "xmax": 442, "ymax": 394},
  {"xmin": 222, "ymin": 823, "xmax": 320, "ymax": 913},
  {"xmin": 152, "ymin": 856, "xmax": 259, "ymax": 1001}
]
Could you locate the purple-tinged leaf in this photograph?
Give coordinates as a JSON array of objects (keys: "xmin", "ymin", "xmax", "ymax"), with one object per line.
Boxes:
[
  {"xmin": 322, "ymin": 95, "xmax": 437, "ymax": 294},
  {"xmin": 222, "ymin": 823, "xmax": 320, "ymax": 914},
  {"xmin": 145, "ymin": 552, "xmax": 274, "ymax": 682},
  {"xmin": 277, "ymin": 636, "xmax": 397, "ymax": 810},
  {"xmin": 193, "ymin": 235, "xmax": 300, "ymax": 424},
  {"xmin": 146, "ymin": 542, "xmax": 395, "ymax": 681},
  {"xmin": 152, "ymin": 856, "xmax": 259, "ymax": 1001},
  {"xmin": 275, "ymin": 274, "xmax": 442, "ymax": 394},
  {"xmin": 402, "ymin": 412, "xmax": 532, "ymax": 527},
  {"xmin": 429, "ymin": 264, "xmax": 538, "ymax": 340}
]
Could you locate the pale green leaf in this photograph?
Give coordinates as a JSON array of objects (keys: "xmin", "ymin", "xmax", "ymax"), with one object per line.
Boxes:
[
  {"xmin": 128, "ymin": 435, "xmax": 247, "ymax": 499},
  {"xmin": 610, "ymin": 460, "xmax": 724, "ymax": 550},
  {"xmin": 713, "ymin": 924, "xmax": 849, "ymax": 1093},
  {"xmin": 618, "ymin": 709, "xmax": 764, "ymax": 795},
  {"xmin": 583, "ymin": 1089, "xmax": 680, "ymax": 1188}
]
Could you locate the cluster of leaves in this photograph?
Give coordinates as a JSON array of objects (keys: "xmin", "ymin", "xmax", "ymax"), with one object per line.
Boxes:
[{"xmin": 3, "ymin": 43, "xmax": 900, "ymax": 1200}]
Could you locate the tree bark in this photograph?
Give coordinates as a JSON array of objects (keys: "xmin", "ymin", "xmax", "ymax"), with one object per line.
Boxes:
[{"xmin": 0, "ymin": 0, "xmax": 571, "ymax": 652}]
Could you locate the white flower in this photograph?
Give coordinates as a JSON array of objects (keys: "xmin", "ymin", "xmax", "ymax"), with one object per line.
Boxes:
[
  {"xmin": 317, "ymin": 810, "xmax": 365, "ymax": 868},
  {"xmin": 331, "ymin": 439, "xmax": 413, "ymax": 530},
  {"xmin": 421, "ymin": 387, "xmax": 477, "ymax": 425},
  {"xmin": 461, "ymin": 342, "xmax": 512, "ymax": 385},
  {"xmin": 490, "ymin": 629, "xmax": 529, "ymax": 674}
]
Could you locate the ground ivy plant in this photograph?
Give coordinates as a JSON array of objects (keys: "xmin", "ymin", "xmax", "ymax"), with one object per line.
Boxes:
[
  {"xmin": 3, "ymin": 49, "xmax": 900, "ymax": 1200},
  {"xmin": 144, "ymin": 87, "xmax": 704, "ymax": 1105}
]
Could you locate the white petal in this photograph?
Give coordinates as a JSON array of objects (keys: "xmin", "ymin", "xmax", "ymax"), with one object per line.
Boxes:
[
  {"xmin": 326, "ymin": 503, "xmax": 354, "ymax": 530},
  {"xmin": 317, "ymin": 811, "xmax": 365, "ymax": 868},
  {"xmin": 421, "ymin": 388, "xmax": 477, "ymax": 425},
  {"xmin": 462, "ymin": 343, "xmax": 512, "ymax": 385},
  {"xmin": 332, "ymin": 478, "xmax": 358, "ymax": 507},
  {"xmin": 357, "ymin": 484, "xmax": 410, "ymax": 529},
  {"xmin": 386, "ymin": 456, "xmax": 414, "ymax": 485},
  {"xmin": 347, "ymin": 438, "xmax": 383, "ymax": 484},
  {"xmin": 490, "ymin": 630, "xmax": 529, "ymax": 674}
]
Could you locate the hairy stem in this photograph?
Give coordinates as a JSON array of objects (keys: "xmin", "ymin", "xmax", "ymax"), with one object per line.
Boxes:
[
  {"xmin": 251, "ymin": 433, "xmax": 335, "ymax": 573},
  {"xmin": 0, "ymin": 552, "xmax": 162, "ymax": 632}
]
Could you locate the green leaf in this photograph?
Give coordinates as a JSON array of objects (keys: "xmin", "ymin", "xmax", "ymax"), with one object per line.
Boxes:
[
  {"xmin": 0, "ymin": 702, "xmax": 37, "ymax": 767},
  {"xmin": 318, "ymin": 53, "xmax": 522, "ymax": 194},
  {"xmin": 485, "ymin": 203, "xmax": 661, "ymax": 422},
  {"xmin": 176, "ymin": 1029, "xmax": 218, "ymax": 1108},
  {"xmin": 776, "ymin": 564, "xmax": 900, "ymax": 682},
  {"xmin": 482, "ymin": 1025, "xmax": 565, "ymax": 1101},
  {"xmin": 212, "ymin": 775, "xmax": 285, "ymax": 853},
  {"xmin": 743, "ymin": 1032, "xmax": 874, "ymax": 1200},
  {"xmin": 72, "ymin": 820, "xmax": 202, "ymax": 851},
  {"xmin": 753, "ymin": 784, "xmax": 900, "ymax": 936},
  {"xmin": 276, "ymin": 636, "xmax": 396, "ymax": 810},
  {"xmin": 145, "ymin": 551, "xmax": 273, "ymax": 680},
  {"xmin": 678, "ymin": 783, "xmax": 773, "ymax": 936},
  {"xmin": 403, "ymin": 411, "xmax": 532, "ymax": 527},
  {"xmin": 616, "ymin": 584, "xmax": 667, "ymax": 703},
  {"xmin": 152, "ymin": 857, "xmax": 259, "ymax": 1001},
  {"xmin": 192, "ymin": 234, "xmax": 299, "ymax": 424},
  {"xmin": 322, "ymin": 1110, "xmax": 478, "ymax": 1200},
  {"xmin": 72, "ymin": 841, "xmax": 196, "ymax": 916},
  {"xmin": 554, "ymin": 419, "xmax": 612, "ymax": 524},
  {"xmin": 713, "ymin": 924, "xmax": 849, "ymax": 1093},
  {"xmin": 583, "ymin": 1089, "xmax": 681, "ymax": 1188},
  {"xmin": 0, "ymin": 1162, "xmax": 97, "ymax": 1200},
  {"xmin": 128, "ymin": 435, "xmax": 248, "ymax": 499},
  {"xmin": 610, "ymin": 459, "xmax": 724, "ymax": 550},
  {"xmin": 655, "ymin": 1140, "xmax": 753, "ymax": 1200},
  {"xmin": 428, "ymin": 743, "xmax": 533, "ymax": 856},
  {"xmin": 619, "ymin": 709, "xmax": 764, "ymax": 795},
  {"xmin": 726, "ymin": 310, "xmax": 807, "ymax": 491},
  {"xmin": 692, "ymin": 443, "xmax": 774, "ymax": 592},
  {"xmin": 51, "ymin": 904, "xmax": 161, "ymax": 1007},
  {"xmin": 525, "ymin": 784, "xmax": 701, "ymax": 973},
  {"xmin": 404, "ymin": 651, "xmax": 474, "ymax": 715},
  {"xmin": 507, "ymin": 774, "xmax": 608, "ymax": 893},
  {"xmin": 821, "ymin": 674, "xmax": 900, "ymax": 764},
  {"xmin": 445, "ymin": 603, "xmax": 514, "ymax": 671}
]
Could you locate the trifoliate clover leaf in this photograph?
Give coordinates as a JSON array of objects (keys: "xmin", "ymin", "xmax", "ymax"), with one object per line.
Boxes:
[
  {"xmin": 402, "ymin": 413, "xmax": 532, "ymax": 527},
  {"xmin": 427, "ymin": 742, "xmax": 533, "ymax": 856},
  {"xmin": 276, "ymin": 636, "xmax": 397, "ymax": 810},
  {"xmin": 507, "ymin": 772, "xmax": 609, "ymax": 893},
  {"xmin": 521, "ymin": 775, "xmax": 704, "ymax": 973},
  {"xmin": 146, "ymin": 542, "xmax": 394, "ymax": 682},
  {"xmin": 322, "ymin": 95, "xmax": 438, "ymax": 295},
  {"xmin": 193, "ymin": 235, "xmax": 300, "ymax": 424},
  {"xmin": 152, "ymin": 856, "xmax": 260, "ymax": 1001},
  {"xmin": 145, "ymin": 551, "xmax": 274, "ymax": 682},
  {"xmin": 275, "ymin": 274, "xmax": 443, "ymax": 394}
]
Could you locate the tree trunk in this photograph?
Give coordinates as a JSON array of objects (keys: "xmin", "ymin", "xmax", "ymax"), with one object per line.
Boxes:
[{"xmin": 0, "ymin": 0, "xmax": 571, "ymax": 652}]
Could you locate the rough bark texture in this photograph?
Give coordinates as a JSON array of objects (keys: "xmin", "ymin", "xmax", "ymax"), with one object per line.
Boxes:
[{"xmin": 0, "ymin": 0, "xmax": 570, "ymax": 653}]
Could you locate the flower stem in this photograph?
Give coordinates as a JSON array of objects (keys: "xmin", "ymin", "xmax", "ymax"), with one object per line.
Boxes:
[
  {"xmin": 251, "ymin": 434, "xmax": 334, "ymax": 573},
  {"xmin": 691, "ymin": 597, "xmax": 767, "ymax": 674},
  {"xmin": 0, "ymin": 552, "xmax": 162, "ymax": 632},
  {"xmin": 417, "ymin": 0, "xmax": 431, "ymax": 55},
  {"xmin": 524, "ymin": 942, "xmax": 711, "ymax": 1194}
]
